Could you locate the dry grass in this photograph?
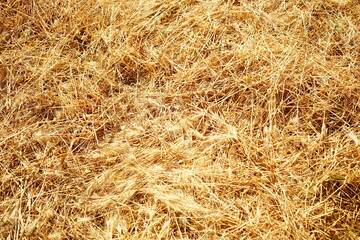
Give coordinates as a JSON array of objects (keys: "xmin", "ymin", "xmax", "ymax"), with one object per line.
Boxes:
[{"xmin": 1, "ymin": 0, "xmax": 359, "ymax": 239}]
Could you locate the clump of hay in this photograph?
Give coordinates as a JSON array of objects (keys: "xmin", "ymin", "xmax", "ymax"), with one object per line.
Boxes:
[{"xmin": 1, "ymin": 0, "xmax": 359, "ymax": 239}]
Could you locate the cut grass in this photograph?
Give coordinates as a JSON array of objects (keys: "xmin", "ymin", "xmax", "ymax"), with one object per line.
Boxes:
[{"xmin": 0, "ymin": 0, "xmax": 359, "ymax": 239}]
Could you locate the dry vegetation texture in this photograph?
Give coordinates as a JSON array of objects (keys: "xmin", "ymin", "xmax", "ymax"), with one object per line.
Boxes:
[{"xmin": 1, "ymin": 0, "xmax": 360, "ymax": 239}]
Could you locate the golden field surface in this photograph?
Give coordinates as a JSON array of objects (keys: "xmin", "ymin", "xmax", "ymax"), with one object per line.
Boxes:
[{"xmin": 0, "ymin": 0, "xmax": 359, "ymax": 239}]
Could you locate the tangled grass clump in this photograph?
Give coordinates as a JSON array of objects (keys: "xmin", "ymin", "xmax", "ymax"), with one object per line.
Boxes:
[{"xmin": 0, "ymin": 0, "xmax": 359, "ymax": 239}]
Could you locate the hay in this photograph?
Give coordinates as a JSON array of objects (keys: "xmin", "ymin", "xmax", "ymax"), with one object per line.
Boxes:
[{"xmin": 1, "ymin": 0, "xmax": 359, "ymax": 239}]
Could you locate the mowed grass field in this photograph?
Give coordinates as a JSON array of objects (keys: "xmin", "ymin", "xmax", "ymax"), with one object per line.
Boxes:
[{"xmin": 1, "ymin": 0, "xmax": 359, "ymax": 239}]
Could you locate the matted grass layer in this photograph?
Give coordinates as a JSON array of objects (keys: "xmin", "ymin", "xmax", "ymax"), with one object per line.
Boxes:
[{"xmin": 1, "ymin": 0, "xmax": 359, "ymax": 239}]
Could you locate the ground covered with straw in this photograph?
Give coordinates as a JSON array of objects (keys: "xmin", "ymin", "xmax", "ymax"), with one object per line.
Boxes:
[{"xmin": 1, "ymin": 0, "xmax": 359, "ymax": 239}]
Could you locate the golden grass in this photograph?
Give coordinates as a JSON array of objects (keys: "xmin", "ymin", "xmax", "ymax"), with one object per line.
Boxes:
[{"xmin": 1, "ymin": 0, "xmax": 359, "ymax": 239}]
